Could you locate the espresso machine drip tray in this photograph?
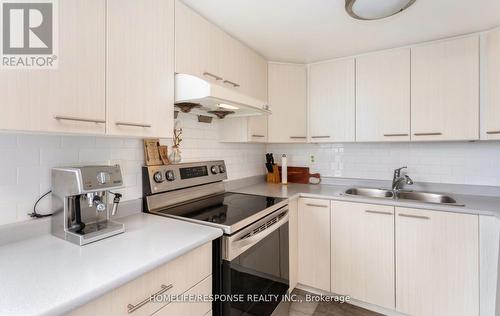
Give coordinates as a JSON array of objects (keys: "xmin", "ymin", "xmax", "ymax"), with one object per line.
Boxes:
[{"xmin": 68, "ymin": 221, "xmax": 125, "ymax": 244}]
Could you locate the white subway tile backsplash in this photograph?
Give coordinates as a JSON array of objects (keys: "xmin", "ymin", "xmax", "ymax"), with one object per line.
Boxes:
[
  {"xmin": 0, "ymin": 167, "xmax": 17, "ymax": 186},
  {"xmin": 0, "ymin": 114, "xmax": 266, "ymax": 226},
  {"xmin": 268, "ymin": 141, "xmax": 500, "ymax": 186},
  {"xmin": 40, "ymin": 148, "xmax": 78, "ymax": 166},
  {"xmin": 18, "ymin": 134, "xmax": 61, "ymax": 148}
]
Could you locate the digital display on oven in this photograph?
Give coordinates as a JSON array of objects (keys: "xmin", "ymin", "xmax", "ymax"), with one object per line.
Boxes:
[{"xmin": 179, "ymin": 166, "xmax": 209, "ymax": 179}]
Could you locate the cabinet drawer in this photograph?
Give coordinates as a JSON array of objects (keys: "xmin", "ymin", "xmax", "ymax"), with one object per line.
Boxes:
[
  {"xmin": 153, "ymin": 275, "xmax": 212, "ymax": 316},
  {"xmin": 68, "ymin": 242, "xmax": 211, "ymax": 316}
]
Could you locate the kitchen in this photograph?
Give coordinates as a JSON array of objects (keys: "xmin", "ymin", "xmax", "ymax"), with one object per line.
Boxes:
[{"xmin": 0, "ymin": 0, "xmax": 499, "ymax": 315}]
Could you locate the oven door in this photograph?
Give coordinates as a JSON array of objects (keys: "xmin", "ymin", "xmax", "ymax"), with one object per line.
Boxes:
[{"xmin": 220, "ymin": 207, "xmax": 289, "ymax": 316}]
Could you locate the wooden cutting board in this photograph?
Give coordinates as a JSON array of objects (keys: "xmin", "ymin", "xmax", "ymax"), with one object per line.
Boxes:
[{"xmin": 278, "ymin": 166, "xmax": 321, "ymax": 184}]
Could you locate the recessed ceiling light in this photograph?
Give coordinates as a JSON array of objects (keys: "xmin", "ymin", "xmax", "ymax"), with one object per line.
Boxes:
[
  {"xmin": 345, "ymin": 0, "xmax": 416, "ymax": 21},
  {"xmin": 219, "ymin": 103, "xmax": 239, "ymax": 110}
]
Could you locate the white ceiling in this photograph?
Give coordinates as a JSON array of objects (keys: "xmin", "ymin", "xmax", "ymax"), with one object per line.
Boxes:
[{"xmin": 181, "ymin": 0, "xmax": 500, "ymax": 63}]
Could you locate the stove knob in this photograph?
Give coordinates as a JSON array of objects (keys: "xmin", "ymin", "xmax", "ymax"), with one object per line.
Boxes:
[
  {"xmin": 210, "ymin": 165, "xmax": 219, "ymax": 174},
  {"xmin": 218, "ymin": 165, "xmax": 226, "ymax": 173},
  {"xmin": 165, "ymin": 170, "xmax": 176, "ymax": 181},
  {"xmin": 153, "ymin": 171, "xmax": 164, "ymax": 183}
]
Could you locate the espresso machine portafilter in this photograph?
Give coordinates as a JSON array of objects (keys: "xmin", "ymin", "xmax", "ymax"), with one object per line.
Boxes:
[{"xmin": 51, "ymin": 165, "xmax": 125, "ymax": 245}]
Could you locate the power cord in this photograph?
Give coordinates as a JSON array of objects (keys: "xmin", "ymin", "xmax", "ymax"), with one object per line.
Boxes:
[{"xmin": 28, "ymin": 190, "xmax": 52, "ymax": 218}]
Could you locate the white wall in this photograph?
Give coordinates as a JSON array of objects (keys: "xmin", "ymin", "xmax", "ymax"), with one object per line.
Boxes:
[
  {"xmin": 0, "ymin": 114, "xmax": 266, "ymax": 226},
  {"xmin": 267, "ymin": 141, "xmax": 500, "ymax": 186}
]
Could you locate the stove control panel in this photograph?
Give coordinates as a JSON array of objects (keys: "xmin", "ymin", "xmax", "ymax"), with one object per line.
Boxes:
[{"xmin": 143, "ymin": 160, "xmax": 227, "ymax": 195}]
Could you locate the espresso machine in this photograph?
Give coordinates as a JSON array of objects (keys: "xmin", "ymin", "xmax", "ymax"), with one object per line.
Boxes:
[{"xmin": 51, "ymin": 165, "xmax": 125, "ymax": 245}]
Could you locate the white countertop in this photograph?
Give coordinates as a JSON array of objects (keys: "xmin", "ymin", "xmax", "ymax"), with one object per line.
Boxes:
[
  {"xmin": 231, "ymin": 182, "xmax": 500, "ymax": 218},
  {"xmin": 0, "ymin": 213, "xmax": 222, "ymax": 316}
]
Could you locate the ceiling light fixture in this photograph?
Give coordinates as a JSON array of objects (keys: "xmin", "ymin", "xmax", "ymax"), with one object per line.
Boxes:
[{"xmin": 345, "ymin": 0, "xmax": 416, "ymax": 21}]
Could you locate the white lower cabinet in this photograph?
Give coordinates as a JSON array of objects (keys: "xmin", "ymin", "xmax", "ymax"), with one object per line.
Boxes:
[
  {"xmin": 297, "ymin": 198, "xmax": 331, "ymax": 292},
  {"xmin": 68, "ymin": 243, "xmax": 212, "ymax": 316},
  {"xmin": 331, "ymin": 201, "xmax": 395, "ymax": 310},
  {"xmin": 395, "ymin": 207, "xmax": 479, "ymax": 316},
  {"xmin": 153, "ymin": 275, "xmax": 212, "ymax": 316},
  {"xmin": 296, "ymin": 199, "xmax": 480, "ymax": 316}
]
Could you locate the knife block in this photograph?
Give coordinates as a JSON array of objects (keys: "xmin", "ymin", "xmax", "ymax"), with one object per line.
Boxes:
[{"xmin": 266, "ymin": 165, "xmax": 281, "ymax": 183}]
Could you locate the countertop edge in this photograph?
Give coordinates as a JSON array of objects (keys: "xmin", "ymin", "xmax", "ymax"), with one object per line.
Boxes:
[
  {"xmin": 296, "ymin": 192, "xmax": 498, "ymax": 217},
  {"xmin": 230, "ymin": 182, "xmax": 500, "ymax": 218},
  {"xmin": 44, "ymin": 229, "xmax": 222, "ymax": 316}
]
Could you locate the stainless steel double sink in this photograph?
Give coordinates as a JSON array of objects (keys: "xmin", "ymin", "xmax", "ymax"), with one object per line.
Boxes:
[{"xmin": 344, "ymin": 187, "xmax": 464, "ymax": 206}]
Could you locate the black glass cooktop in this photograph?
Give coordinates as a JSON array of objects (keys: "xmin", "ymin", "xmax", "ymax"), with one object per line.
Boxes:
[{"xmin": 154, "ymin": 192, "xmax": 286, "ymax": 230}]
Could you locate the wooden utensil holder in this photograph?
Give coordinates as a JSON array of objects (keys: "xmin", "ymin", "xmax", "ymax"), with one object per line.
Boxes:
[{"xmin": 266, "ymin": 165, "xmax": 281, "ymax": 183}]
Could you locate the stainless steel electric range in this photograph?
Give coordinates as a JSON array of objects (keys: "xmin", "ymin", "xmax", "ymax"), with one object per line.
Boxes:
[{"xmin": 142, "ymin": 161, "xmax": 289, "ymax": 316}]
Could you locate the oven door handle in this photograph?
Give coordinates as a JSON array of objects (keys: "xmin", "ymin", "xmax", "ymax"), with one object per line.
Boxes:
[{"xmin": 233, "ymin": 210, "xmax": 289, "ymax": 250}]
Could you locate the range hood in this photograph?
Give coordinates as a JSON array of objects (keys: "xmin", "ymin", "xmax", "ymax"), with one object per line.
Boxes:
[{"xmin": 174, "ymin": 73, "xmax": 271, "ymax": 118}]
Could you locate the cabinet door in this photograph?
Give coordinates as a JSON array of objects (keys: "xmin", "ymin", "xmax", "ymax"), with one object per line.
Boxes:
[
  {"xmin": 248, "ymin": 116, "xmax": 268, "ymax": 142},
  {"xmin": 331, "ymin": 201, "xmax": 395, "ymax": 309},
  {"xmin": 411, "ymin": 36, "xmax": 479, "ymax": 141},
  {"xmin": 485, "ymin": 27, "xmax": 500, "ymax": 139},
  {"xmin": 153, "ymin": 276, "xmax": 212, "ymax": 316},
  {"xmin": 308, "ymin": 58, "xmax": 355, "ymax": 142},
  {"xmin": 298, "ymin": 198, "xmax": 330, "ymax": 292},
  {"xmin": 396, "ymin": 208, "xmax": 479, "ymax": 316},
  {"xmin": 219, "ymin": 33, "xmax": 244, "ymax": 92},
  {"xmin": 244, "ymin": 50, "xmax": 268, "ymax": 101},
  {"xmin": 0, "ymin": 0, "xmax": 106, "ymax": 134},
  {"xmin": 175, "ymin": 0, "xmax": 218, "ymax": 81},
  {"xmin": 219, "ymin": 116, "xmax": 267, "ymax": 143},
  {"xmin": 356, "ymin": 49, "xmax": 410, "ymax": 142},
  {"xmin": 107, "ymin": 0, "xmax": 174, "ymax": 138},
  {"xmin": 268, "ymin": 63, "xmax": 307, "ymax": 143}
]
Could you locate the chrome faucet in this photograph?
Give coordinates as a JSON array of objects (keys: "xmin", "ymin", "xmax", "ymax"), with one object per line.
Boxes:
[{"xmin": 392, "ymin": 166, "xmax": 414, "ymax": 192}]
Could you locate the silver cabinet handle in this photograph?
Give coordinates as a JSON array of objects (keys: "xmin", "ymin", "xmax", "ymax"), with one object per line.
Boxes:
[
  {"xmin": 487, "ymin": 131, "xmax": 500, "ymax": 134},
  {"xmin": 54, "ymin": 115, "xmax": 105, "ymax": 124},
  {"xmin": 290, "ymin": 136, "xmax": 307, "ymax": 139},
  {"xmin": 398, "ymin": 213, "xmax": 430, "ymax": 220},
  {"xmin": 127, "ymin": 284, "xmax": 173, "ymax": 313},
  {"xmin": 365, "ymin": 210, "xmax": 393, "ymax": 216},
  {"xmin": 305, "ymin": 203, "xmax": 328, "ymax": 208},
  {"xmin": 203, "ymin": 72, "xmax": 222, "ymax": 81},
  {"xmin": 116, "ymin": 121, "xmax": 152, "ymax": 128},
  {"xmin": 413, "ymin": 132, "xmax": 442, "ymax": 136},
  {"xmin": 251, "ymin": 134, "xmax": 265, "ymax": 138},
  {"xmin": 223, "ymin": 80, "xmax": 240, "ymax": 88},
  {"xmin": 384, "ymin": 133, "xmax": 409, "ymax": 137},
  {"xmin": 311, "ymin": 136, "xmax": 330, "ymax": 139}
]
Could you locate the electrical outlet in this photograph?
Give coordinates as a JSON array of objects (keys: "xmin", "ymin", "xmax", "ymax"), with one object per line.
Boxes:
[{"xmin": 310, "ymin": 155, "xmax": 315, "ymax": 163}]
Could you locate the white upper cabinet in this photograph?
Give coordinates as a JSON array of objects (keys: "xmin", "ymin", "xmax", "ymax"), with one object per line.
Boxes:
[
  {"xmin": 485, "ymin": 27, "xmax": 500, "ymax": 140},
  {"xmin": 219, "ymin": 116, "xmax": 268, "ymax": 143},
  {"xmin": 175, "ymin": 0, "xmax": 217, "ymax": 80},
  {"xmin": 175, "ymin": 0, "xmax": 267, "ymax": 101},
  {"xmin": 411, "ymin": 36, "xmax": 480, "ymax": 141},
  {"xmin": 308, "ymin": 58, "xmax": 355, "ymax": 142},
  {"xmin": 356, "ymin": 49, "xmax": 411, "ymax": 142},
  {"xmin": 107, "ymin": 0, "xmax": 174, "ymax": 138},
  {"xmin": 0, "ymin": 0, "xmax": 106, "ymax": 134},
  {"xmin": 268, "ymin": 63, "xmax": 307, "ymax": 143}
]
